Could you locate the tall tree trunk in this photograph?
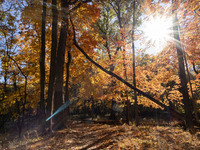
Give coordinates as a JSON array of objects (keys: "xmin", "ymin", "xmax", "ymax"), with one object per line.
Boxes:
[
  {"xmin": 46, "ymin": 0, "xmax": 58, "ymax": 130},
  {"xmin": 40, "ymin": 0, "xmax": 47, "ymax": 133},
  {"xmin": 53, "ymin": 0, "xmax": 69, "ymax": 131},
  {"xmin": 172, "ymin": 0, "xmax": 195, "ymax": 134},
  {"xmin": 64, "ymin": 50, "xmax": 71, "ymax": 116},
  {"xmin": 132, "ymin": 0, "xmax": 139, "ymax": 126}
]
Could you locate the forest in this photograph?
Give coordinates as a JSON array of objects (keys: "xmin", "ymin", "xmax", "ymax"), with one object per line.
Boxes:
[{"xmin": 0, "ymin": 0, "xmax": 200, "ymax": 149}]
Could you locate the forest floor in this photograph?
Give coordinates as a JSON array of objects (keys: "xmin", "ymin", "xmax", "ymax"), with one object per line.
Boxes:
[{"xmin": 1, "ymin": 119, "xmax": 200, "ymax": 150}]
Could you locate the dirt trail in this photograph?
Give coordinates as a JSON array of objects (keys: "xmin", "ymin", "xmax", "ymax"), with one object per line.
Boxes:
[{"xmin": 2, "ymin": 122, "xmax": 200, "ymax": 150}]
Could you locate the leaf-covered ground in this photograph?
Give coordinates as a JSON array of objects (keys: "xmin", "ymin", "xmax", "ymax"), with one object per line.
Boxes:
[{"xmin": 1, "ymin": 121, "xmax": 200, "ymax": 150}]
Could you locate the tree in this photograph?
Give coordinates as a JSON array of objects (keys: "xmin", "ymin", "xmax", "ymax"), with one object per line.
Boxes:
[
  {"xmin": 53, "ymin": 0, "xmax": 95, "ymax": 130},
  {"xmin": 40, "ymin": 0, "xmax": 47, "ymax": 133},
  {"xmin": 46, "ymin": 0, "xmax": 58, "ymax": 131},
  {"xmin": 132, "ymin": 0, "xmax": 139, "ymax": 126},
  {"xmin": 172, "ymin": 0, "xmax": 195, "ymax": 134}
]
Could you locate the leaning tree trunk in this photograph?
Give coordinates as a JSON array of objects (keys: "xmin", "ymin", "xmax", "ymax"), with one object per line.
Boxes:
[
  {"xmin": 46, "ymin": 0, "xmax": 58, "ymax": 131},
  {"xmin": 40, "ymin": 0, "xmax": 47, "ymax": 133},
  {"xmin": 172, "ymin": 0, "xmax": 195, "ymax": 134},
  {"xmin": 53, "ymin": 0, "xmax": 69, "ymax": 131}
]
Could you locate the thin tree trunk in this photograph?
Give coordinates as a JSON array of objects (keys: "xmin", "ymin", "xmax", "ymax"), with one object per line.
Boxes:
[
  {"xmin": 53, "ymin": 0, "xmax": 69, "ymax": 131},
  {"xmin": 126, "ymin": 91, "xmax": 130, "ymax": 124},
  {"xmin": 172, "ymin": 0, "xmax": 195, "ymax": 134},
  {"xmin": 13, "ymin": 72, "xmax": 18, "ymax": 130},
  {"xmin": 46, "ymin": 0, "xmax": 58, "ymax": 130},
  {"xmin": 64, "ymin": 50, "xmax": 71, "ymax": 116},
  {"xmin": 122, "ymin": 46, "xmax": 130, "ymax": 124},
  {"xmin": 40, "ymin": 0, "xmax": 47, "ymax": 133},
  {"xmin": 132, "ymin": 0, "xmax": 139, "ymax": 126}
]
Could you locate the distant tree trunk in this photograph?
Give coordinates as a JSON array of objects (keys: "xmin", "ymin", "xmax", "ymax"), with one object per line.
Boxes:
[
  {"xmin": 110, "ymin": 98, "xmax": 116, "ymax": 120},
  {"xmin": 84, "ymin": 100, "xmax": 86, "ymax": 117},
  {"xmin": 53, "ymin": 0, "xmax": 69, "ymax": 131},
  {"xmin": 122, "ymin": 45, "xmax": 130, "ymax": 124},
  {"xmin": 40, "ymin": 0, "xmax": 47, "ymax": 133},
  {"xmin": 172, "ymin": 1, "xmax": 195, "ymax": 134},
  {"xmin": 1, "ymin": 70, "xmax": 7, "ymax": 133},
  {"xmin": 126, "ymin": 91, "xmax": 130, "ymax": 124},
  {"xmin": 46, "ymin": 0, "xmax": 58, "ymax": 131},
  {"xmin": 64, "ymin": 50, "xmax": 71, "ymax": 116},
  {"xmin": 17, "ymin": 77, "xmax": 27, "ymax": 138},
  {"xmin": 91, "ymin": 95, "xmax": 94, "ymax": 120},
  {"xmin": 16, "ymin": 99, "xmax": 20, "ymax": 136},
  {"xmin": 132, "ymin": 0, "xmax": 139, "ymax": 126},
  {"xmin": 13, "ymin": 72, "xmax": 18, "ymax": 129},
  {"xmin": 110, "ymin": 64, "xmax": 116, "ymax": 120}
]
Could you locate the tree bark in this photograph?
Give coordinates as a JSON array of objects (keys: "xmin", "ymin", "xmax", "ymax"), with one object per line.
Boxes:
[
  {"xmin": 53, "ymin": 0, "xmax": 69, "ymax": 131},
  {"xmin": 46, "ymin": 0, "xmax": 58, "ymax": 131},
  {"xmin": 172, "ymin": 1, "xmax": 195, "ymax": 134},
  {"xmin": 40, "ymin": 0, "xmax": 47, "ymax": 133}
]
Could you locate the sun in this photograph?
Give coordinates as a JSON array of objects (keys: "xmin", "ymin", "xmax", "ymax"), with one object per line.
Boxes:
[{"xmin": 142, "ymin": 16, "xmax": 172, "ymax": 49}]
